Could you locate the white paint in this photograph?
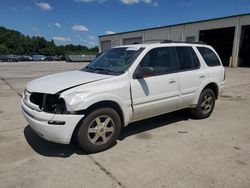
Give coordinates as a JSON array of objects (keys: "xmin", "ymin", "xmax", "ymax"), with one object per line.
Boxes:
[{"xmin": 22, "ymin": 42, "xmax": 225, "ymax": 145}]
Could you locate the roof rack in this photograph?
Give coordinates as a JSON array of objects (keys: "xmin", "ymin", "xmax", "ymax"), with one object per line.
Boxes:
[
  {"xmin": 132, "ymin": 40, "xmax": 207, "ymax": 45},
  {"xmin": 131, "ymin": 40, "xmax": 207, "ymax": 45},
  {"xmin": 142, "ymin": 39, "xmax": 165, "ymax": 43},
  {"xmin": 160, "ymin": 40, "xmax": 207, "ymax": 45},
  {"xmin": 131, "ymin": 39, "xmax": 165, "ymax": 45}
]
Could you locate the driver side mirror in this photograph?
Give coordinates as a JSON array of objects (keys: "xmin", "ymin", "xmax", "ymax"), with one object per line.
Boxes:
[{"xmin": 134, "ymin": 66, "xmax": 154, "ymax": 79}]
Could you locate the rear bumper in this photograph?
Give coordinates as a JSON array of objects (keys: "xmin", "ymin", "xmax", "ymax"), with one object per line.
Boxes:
[{"xmin": 21, "ymin": 100, "xmax": 84, "ymax": 144}]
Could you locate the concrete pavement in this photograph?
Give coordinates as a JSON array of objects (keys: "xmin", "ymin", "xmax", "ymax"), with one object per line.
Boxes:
[{"xmin": 0, "ymin": 61, "xmax": 249, "ymax": 188}]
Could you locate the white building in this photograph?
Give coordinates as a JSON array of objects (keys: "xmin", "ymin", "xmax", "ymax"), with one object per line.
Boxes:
[{"xmin": 99, "ymin": 13, "xmax": 250, "ymax": 67}]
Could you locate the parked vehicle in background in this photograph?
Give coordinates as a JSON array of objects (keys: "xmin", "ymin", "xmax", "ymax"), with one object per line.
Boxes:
[
  {"xmin": 32, "ymin": 55, "xmax": 46, "ymax": 61},
  {"xmin": 17, "ymin": 55, "xmax": 32, "ymax": 62},
  {"xmin": 66, "ymin": 54, "xmax": 96, "ymax": 62},
  {"xmin": 45, "ymin": 55, "xmax": 62, "ymax": 61},
  {"xmin": 0, "ymin": 54, "xmax": 63, "ymax": 62},
  {"xmin": 0, "ymin": 54, "xmax": 19, "ymax": 62},
  {"xmin": 0, "ymin": 55, "xmax": 8, "ymax": 62},
  {"xmin": 21, "ymin": 41, "xmax": 225, "ymax": 153}
]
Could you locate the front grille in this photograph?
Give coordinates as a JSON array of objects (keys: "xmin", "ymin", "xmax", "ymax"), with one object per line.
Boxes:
[{"xmin": 29, "ymin": 93, "xmax": 67, "ymax": 114}]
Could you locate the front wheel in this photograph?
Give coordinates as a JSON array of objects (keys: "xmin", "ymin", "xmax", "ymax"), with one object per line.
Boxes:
[
  {"xmin": 190, "ymin": 88, "xmax": 215, "ymax": 119},
  {"xmin": 76, "ymin": 108, "xmax": 121, "ymax": 153}
]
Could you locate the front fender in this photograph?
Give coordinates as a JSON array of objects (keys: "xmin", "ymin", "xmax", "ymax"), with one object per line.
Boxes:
[
  {"xmin": 60, "ymin": 73, "xmax": 133, "ymax": 125},
  {"xmin": 63, "ymin": 93, "xmax": 133, "ymax": 125}
]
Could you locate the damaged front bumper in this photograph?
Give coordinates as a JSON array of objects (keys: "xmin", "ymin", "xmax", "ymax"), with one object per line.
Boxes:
[{"xmin": 21, "ymin": 100, "xmax": 84, "ymax": 144}]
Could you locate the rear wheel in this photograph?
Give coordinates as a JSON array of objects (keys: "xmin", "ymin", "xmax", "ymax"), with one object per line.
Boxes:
[
  {"xmin": 191, "ymin": 88, "xmax": 215, "ymax": 119},
  {"xmin": 76, "ymin": 108, "xmax": 121, "ymax": 153}
]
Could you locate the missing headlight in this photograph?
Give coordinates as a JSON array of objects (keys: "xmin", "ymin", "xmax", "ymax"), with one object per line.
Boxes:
[
  {"xmin": 30, "ymin": 93, "xmax": 43, "ymax": 109},
  {"xmin": 44, "ymin": 94, "xmax": 67, "ymax": 114},
  {"xmin": 29, "ymin": 93, "xmax": 67, "ymax": 114}
]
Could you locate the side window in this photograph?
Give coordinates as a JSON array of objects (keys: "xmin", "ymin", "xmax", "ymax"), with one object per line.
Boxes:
[
  {"xmin": 197, "ymin": 47, "xmax": 221, "ymax": 66},
  {"xmin": 139, "ymin": 47, "xmax": 178, "ymax": 76},
  {"xmin": 176, "ymin": 47, "xmax": 200, "ymax": 71}
]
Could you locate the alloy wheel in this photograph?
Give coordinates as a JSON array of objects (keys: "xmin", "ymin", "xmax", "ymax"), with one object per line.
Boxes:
[
  {"xmin": 201, "ymin": 95, "xmax": 213, "ymax": 114},
  {"xmin": 87, "ymin": 115, "xmax": 115, "ymax": 145}
]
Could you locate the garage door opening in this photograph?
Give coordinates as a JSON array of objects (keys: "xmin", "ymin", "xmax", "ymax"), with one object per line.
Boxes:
[
  {"xmin": 101, "ymin": 40, "xmax": 111, "ymax": 52},
  {"xmin": 239, "ymin": 25, "xmax": 250, "ymax": 67},
  {"xmin": 199, "ymin": 27, "xmax": 235, "ymax": 66}
]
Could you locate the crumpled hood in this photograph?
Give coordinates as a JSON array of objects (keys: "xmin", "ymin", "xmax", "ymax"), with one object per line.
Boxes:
[{"xmin": 26, "ymin": 70, "xmax": 114, "ymax": 94}]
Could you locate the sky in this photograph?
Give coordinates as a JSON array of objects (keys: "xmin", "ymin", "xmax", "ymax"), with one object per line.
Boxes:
[{"xmin": 0, "ymin": 0, "xmax": 249, "ymax": 47}]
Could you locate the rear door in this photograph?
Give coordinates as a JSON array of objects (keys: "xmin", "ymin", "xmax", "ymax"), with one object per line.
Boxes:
[
  {"xmin": 130, "ymin": 47, "xmax": 180, "ymax": 121},
  {"xmin": 197, "ymin": 47, "xmax": 225, "ymax": 85},
  {"xmin": 176, "ymin": 46, "xmax": 208, "ymax": 108}
]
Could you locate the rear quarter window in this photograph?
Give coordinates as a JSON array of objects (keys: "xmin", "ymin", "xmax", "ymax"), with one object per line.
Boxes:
[{"xmin": 197, "ymin": 47, "xmax": 221, "ymax": 67}]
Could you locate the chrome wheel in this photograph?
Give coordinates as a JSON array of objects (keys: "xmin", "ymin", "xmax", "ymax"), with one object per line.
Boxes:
[
  {"xmin": 201, "ymin": 95, "xmax": 213, "ymax": 114},
  {"xmin": 87, "ymin": 115, "xmax": 115, "ymax": 145}
]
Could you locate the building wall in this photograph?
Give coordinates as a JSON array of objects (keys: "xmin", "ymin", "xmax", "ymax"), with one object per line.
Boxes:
[
  {"xmin": 99, "ymin": 14, "xmax": 250, "ymax": 67},
  {"xmin": 122, "ymin": 31, "xmax": 144, "ymax": 42},
  {"xmin": 144, "ymin": 27, "xmax": 169, "ymax": 41}
]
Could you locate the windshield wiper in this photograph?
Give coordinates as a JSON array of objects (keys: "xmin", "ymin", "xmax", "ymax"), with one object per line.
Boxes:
[
  {"xmin": 85, "ymin": 66, "xmax": 121, "ymax": 75},
  {"xmin": 84, "ymin": 66, "xmax": 109, "ymax": 74},
  {"xmin": 94, "ymin": 67, "xmax": 108, "ymax": 72},
  {"xmin": 97, "ymin": 67, "xmax": 120, "ymax": 75},
  {"xmin": 84, "ymin": 66, "xmax": 95, "ymax": 72}
]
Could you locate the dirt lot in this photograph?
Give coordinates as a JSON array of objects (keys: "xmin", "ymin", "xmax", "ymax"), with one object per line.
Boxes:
[{"xmin": 0, "ymin": 61, "xmax": 250, "ymax": 188}]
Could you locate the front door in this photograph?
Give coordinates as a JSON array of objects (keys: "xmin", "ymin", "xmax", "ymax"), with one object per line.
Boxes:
[{"xmin": 130, "ymin": 47, "xmax": 180, "ymax": 121}]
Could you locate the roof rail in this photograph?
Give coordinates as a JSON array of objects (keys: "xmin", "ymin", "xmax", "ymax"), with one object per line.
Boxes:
[
  {"xmin": 142, "ymin": 39, "xmax": 165, "ymax": 43},
  {"xmin": 160, "ymin": 40, "xmax": 207, "ymax": 45},
  {"xmin": 131, "ymin": 39, "xmax": 164, "ymax": 45},
  {"xmin": 131, "ymin": 40, "xmax": 207, "ymax": 45}
]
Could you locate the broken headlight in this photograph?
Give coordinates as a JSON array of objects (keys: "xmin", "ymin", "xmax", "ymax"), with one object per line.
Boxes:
[{"xmin": 30, "ymin": 93, "xmax": 67, "ymax": 114}]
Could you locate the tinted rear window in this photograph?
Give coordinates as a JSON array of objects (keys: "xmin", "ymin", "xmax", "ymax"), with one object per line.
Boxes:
[
  {"xmin": 176, "ymin": 47, "xmax": 200, "ymax": 71},
  {"xmin": 197, "ymin": 47, "xmax": 221, "ymax": 67}
]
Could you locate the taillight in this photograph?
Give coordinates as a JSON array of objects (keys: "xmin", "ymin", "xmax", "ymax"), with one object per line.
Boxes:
[{"xmin": 223, "ymin": 69, "xmax": 226, "ymax": 81}]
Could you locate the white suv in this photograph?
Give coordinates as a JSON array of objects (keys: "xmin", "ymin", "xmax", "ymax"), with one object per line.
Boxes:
[{"xmin": 21, "ymin": 42, "xmax": 225, "ymax": 153}]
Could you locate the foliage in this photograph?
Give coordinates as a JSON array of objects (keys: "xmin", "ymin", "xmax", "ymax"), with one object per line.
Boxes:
[{"xmin": 0, "ymin": 26, "xmax": 99, "ymax": 56}]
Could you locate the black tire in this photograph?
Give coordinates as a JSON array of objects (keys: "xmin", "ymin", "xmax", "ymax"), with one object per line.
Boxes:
[
  {"xmin": 190, "ymin": 88, "xmax": 215, "ymax": 119},
  {"xmin": 76, "ymin": 108, "xmax": 121, "ymax": 153}
]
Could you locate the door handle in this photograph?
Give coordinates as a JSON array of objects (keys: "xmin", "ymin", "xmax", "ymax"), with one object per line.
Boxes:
[
  {"xmin": 199, "ymin": 75, "xmax": 206, "ymax": 78},
  {"xmin": 169, "ymin": 80, "xmax": 176, "ymax": 84}
]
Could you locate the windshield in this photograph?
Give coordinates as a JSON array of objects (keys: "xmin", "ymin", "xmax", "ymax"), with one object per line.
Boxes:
[{"xmin": 82, "ymin": 47, "xmax": 144, "ymax": 75}]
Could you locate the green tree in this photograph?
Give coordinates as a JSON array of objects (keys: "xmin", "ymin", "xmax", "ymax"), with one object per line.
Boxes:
[
  {"xmin": 0, "ymin": 44, "xmax": 8, "ymax": 54},
  {"xmin": 0, "ymin": 26, "xmax": 99, "ymax": 56}
]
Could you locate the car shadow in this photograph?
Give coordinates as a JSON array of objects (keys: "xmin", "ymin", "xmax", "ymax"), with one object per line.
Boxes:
[
  {"xmin": 118, "ymin": 109, "xmax": 190, "ymax": 140},
  {"xmin": 24, "ymin": 109, "xmax": 190, "ymax": 158},
  {"xmin": 24, "ymin": 126, "xmax": 85, "ymax": 158}
]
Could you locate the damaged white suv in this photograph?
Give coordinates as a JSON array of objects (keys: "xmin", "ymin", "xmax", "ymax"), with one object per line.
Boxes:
[{"xmin": 22, "ymin": 42, "xmax": 225, "ymax": 153}]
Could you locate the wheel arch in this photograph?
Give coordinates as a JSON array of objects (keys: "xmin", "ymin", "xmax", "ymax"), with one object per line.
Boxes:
[
  {"xmin": 192, "ymin": 81, "xmax": 219, "ymax": 106},
  {"xmin": 84, "ymin": 100, "xmax": 125, "ymax": 126},
  {"xmin": 71, "ymin": 100, "xmax": 126, "ymax": 143},
  {"xmin": 202, "ymin": 82, "xmax": 219, "ymax": 99}
]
